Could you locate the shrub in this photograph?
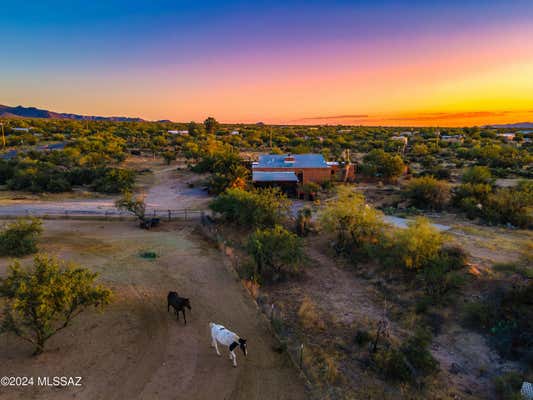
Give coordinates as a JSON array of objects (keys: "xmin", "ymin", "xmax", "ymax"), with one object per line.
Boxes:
[
  {"xmin": 0, "ymin": 217, "xmax": 43, "ymax": 256},
  {"xmin": 319, "ymin": 186, "xmax": 385, "ymax": 260},
  {"xmin": 374, "ymin": 328, "xmax": 438, "ymax": 383},
  {"xmin": 210, "ymin": 187, "xmax": 290, "ymax": 229},
  {"xmin": 298, "ymin": 297, "xmax": 325, "ymax": 331},
  {"xmin": 494, "ymin": 371, "xmax": 523, "ymax": 400},
  {"xmin": 462, "ymin": 301, "xmax": 496, "ymax": 331},
  {"xmin": 403, "ymin": 176, "xmax": 450, "ymax": 210},
  {"xmin": 482, "ymin": 184, "xmax": 532, "ymax": 228},
  {"xmin": 93, "ymin": 168, "xmax": 135, "ymax": 193},
  {"xmin": 462, "ymin": 166, "xmax": 494, "ymax": 185},
  {"xmin": 246, "ymin": 225, "xmax": 304, "ymax": 282},
  {"xmin": 360, "ymin": 149, "xmax": 406, "ymax": 181},
  {"xmin": 386, "ymin": 217, "xmax": 444, "ymax": 270},
  {"xmin": 296, "ymin": 207, "xmax": 313, "ymax": 236},
  {"xmin": 355, "ymin": 329, "xmax": 372, "ymax": 347}
]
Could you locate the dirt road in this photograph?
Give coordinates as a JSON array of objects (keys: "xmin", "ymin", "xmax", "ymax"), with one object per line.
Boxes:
[
  {"xmin": 0, "ymin": 163, "xmax": 210, "ymax": 217},
  {"xmin": 0, "ymin": 220, "xmax": 307, "ymax": 400}
]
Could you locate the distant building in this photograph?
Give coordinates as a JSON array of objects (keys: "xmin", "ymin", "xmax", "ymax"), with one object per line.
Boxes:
[
  {"xmin": 440, "ymin": 135, "xmax": 464, "ymax": 143},
  {"xmin": 11, "ymin": 127, "xmax": 32, "ymax": 132},
  {"xmin": 399, "ymin": 131, "xmax": 414, "ymax": 137},
  {"xmin": 168, "ymin": 130, "xmax": 188, "ymax": 135},
  {"xmin": 390, "ymin": 136, "xmax": 408, "ymax": 144},
  {"xmin": 497, "ymin": 133, "xmax": 515, "ymax": 141},
  {"xmin": 230, "ymin": 130, "xmax": 240, "ymax": 135}
]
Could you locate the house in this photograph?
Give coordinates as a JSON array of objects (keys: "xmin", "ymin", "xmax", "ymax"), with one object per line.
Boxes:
[
  {"xmin": 497, "ymin": 133, "xmax": 515, "ymax": 141},
  {"xmin": 252, "ymin": 153, "xmax": 354, "ymax": 187},
  {"xmin": 253, "ymin": 154, "xmax": 333, "ymax": 186},
  {"xmin": 230, "ymin": 130, "xmax": 240, "ymax": 135}
]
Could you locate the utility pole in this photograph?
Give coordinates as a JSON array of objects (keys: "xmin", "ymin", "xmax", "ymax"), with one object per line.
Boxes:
[{"xmin": 269, "ymin": 126, "xmax": 273, "ymax": 149}]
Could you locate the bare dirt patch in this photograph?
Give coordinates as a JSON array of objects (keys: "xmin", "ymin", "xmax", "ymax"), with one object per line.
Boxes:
[{"xmin": 0, "ymin": 220, "xmax": 307, "ymax": 400}]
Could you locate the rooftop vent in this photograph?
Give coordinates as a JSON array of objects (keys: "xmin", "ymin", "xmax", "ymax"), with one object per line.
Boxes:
[{"xmin": 284, "ymin": 156, "xmax": 295, "ymax": 164}]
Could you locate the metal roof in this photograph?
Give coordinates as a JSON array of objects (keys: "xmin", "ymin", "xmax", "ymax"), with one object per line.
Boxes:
[
  {"xmin": 252, "ymin": 171, "xmax": 298, "ymax": 182},
  {"xmin": 255, "ymin": 154, "xmax": 328, "ymax": 169}
]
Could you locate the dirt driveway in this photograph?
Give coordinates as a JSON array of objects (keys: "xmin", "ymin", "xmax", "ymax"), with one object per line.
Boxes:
[
  {"xmin": 0, "ymin": 220, "xmax": 307, "ymax": 400},
  {"xmin": 0, "ymin": 165, "xmax": 210, "ymax": 217}
]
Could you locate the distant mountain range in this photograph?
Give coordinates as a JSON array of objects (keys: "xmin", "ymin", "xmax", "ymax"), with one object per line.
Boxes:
[
  {"xmin": 0, "ymin": 104, "xmax": 144, "ymax": 122},
  {"xmin": 485, "ymin": 122, "xmax": 533, "ymax": 129}
]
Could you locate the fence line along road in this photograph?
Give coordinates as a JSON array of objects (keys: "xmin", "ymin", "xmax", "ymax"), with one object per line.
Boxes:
[{"xmin": 0, "ymin": 208, "xmax": 210, "ymax": 221}]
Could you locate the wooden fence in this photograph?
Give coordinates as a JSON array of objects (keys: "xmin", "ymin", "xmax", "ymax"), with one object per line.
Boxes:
[{"xmin": 0, "ymin": 208, "xmax": 210, "ymax": 221}]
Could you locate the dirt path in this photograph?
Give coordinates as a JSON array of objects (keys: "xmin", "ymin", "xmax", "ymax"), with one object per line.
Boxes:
[
  {"xmin": 0, "ymin": 220, "xmax": 307, "ymax": 400},
  {"xmin": 0, "ymin": 165, "xmax": 210, "ymax": 217}
]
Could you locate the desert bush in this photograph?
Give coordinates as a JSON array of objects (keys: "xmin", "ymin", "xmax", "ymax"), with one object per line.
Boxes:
[
  {"xmin": 493, "ymin": 371, "xmax": 523, "ymax": 400},
  {"xmin": 360, "ymin": 149, "xmax": 406, "ymax": 181},
  {"xmin": 0, "ymin": 254, "xmax": 112, "ymax": 355},
  {"xmin": 462, "ymin": 166, "xmax": 494, "ymax": 185},
  {"xmin": 298, "ymin": 297, "xmax": 325, "ymax": 331},
  {"xmin": 463, "ymin": 281, "xmax": 533, "ymax": 364},
  {"xmin": 403, "ymin": 176, "xmax": 450, "ymax": 210},
  {"xmin": 300, "ymin": 182, "xmax": 321, "ymax": 200},
  {"xmin": 246, "ymin": 225, "xmax": 304, "ymax": 282},
  {"xmin": 0, "ymin": 217, "xmax": 43, "ymax": 256},
  {"xmin": 210, "ymin": 187, "xmax": 290, "ymax": 228},
  {"xmin": 320, "ymin": 186, "xmax": 386, "ymax": 260},
  {"xmin": 482, "ymin": 183, "xmax": 532, "ymax": 228},
  {"xmin": 385, "ymin": 217, "xmax": 444, "ymax": 270},
  {"xmin": 92, "ymin": 168, "xmax": 135, "ymax": 193},
  {"xmin": 296, "ymin": 207, "xmax": 313, "ymax": 236},
  {"xmin": 115, "ymin": 191, "xmax": 146, "ymax": 222},
  {"xmin": 374, "ymin": 328, "xmax": 438, "ymax": 383},
  {"xmin": 355, "ymin": 329, "xmax": 372, "ymax": 347}
]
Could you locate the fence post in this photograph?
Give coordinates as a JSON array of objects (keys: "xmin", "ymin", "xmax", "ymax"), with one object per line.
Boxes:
[
  {"xmin": 168, "ymin": 210, "xmax": 171, "ymax": 221},
  {"xmin": 299, "ymin": 343, "xmax": 304, "ymax": 369},
  {"xmin": 153, "ymin": 209, "xmax": 156, "ymax": 218}
]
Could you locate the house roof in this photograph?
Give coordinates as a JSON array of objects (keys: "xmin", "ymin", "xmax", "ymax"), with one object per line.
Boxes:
[
  {"xmin": 252, "ymin": 171, "xmax": 298, "ymax": 182},
  {"xmin": 255, "ymin": 154, "xmax": 328, "ymax": 169}
]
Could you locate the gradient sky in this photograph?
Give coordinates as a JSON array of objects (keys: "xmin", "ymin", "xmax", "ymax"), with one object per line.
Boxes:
[{"xmin": 1, "ymin": 0, "xmax": 533, "ymax": 126}]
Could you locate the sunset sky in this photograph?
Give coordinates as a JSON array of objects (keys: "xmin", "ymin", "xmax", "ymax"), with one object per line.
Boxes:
[{"xmin": 1, "ymin": 0, "xmax": 533, "ymax": 126}]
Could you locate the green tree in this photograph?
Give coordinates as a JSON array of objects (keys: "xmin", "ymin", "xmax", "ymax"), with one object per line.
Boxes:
[
  {"xmin": 115, "ymin": 191, "xmax": 146, "ymax": 222},
  {"xmin": 403, "ymin": 176, "xmax": 450, "ymax": 210},
  {"xmin": 0, "ymin": 254, "xmax": 112, "ymax": 355},
  {"xmin": 461, "ymin": 166, "xmax": 493, "ymax": 185},
  {"xmin": 361, "ymin": 149, "xmax": 405, "ymax": 181},
  {"xmin": 209, "ymin": 187, "xmax": 290, "ymax": 228},
  {"xmin": 162, "ymin": 150, "xmax": 176, "ymax": 165},
  {"xmin": 204, "ymin": 117, "xmax": 219, "ymax": 135},
  {"xmin": 388, "ymin": 217, "xmax": 444, "ymax": 270},
  {"xmin": 320, "ymin": 186, "xmax": 385, "ymax": 258},
  {"xmin": 0, "ymin": 217, "xmax": 43, "ymax": 256},
  {"xmin": 246, "ymin": 225, "xmax": 304, "ymax": 282}
]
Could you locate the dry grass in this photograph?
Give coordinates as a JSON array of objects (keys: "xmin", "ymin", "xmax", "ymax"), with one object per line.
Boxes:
[{"xmin": 298, "ymin": 297, "xmax": 325, "ymax": 331}]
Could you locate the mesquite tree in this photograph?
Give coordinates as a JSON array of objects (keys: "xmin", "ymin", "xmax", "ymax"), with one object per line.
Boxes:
[{"xmin": 0, "ymin": 254, "xmax": 112, "ymax": 355}]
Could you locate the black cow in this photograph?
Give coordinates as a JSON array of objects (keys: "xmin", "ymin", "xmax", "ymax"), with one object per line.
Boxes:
[{"xmin": 167, "ymin": 291, "xmax": 192, "ymax": 325}]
